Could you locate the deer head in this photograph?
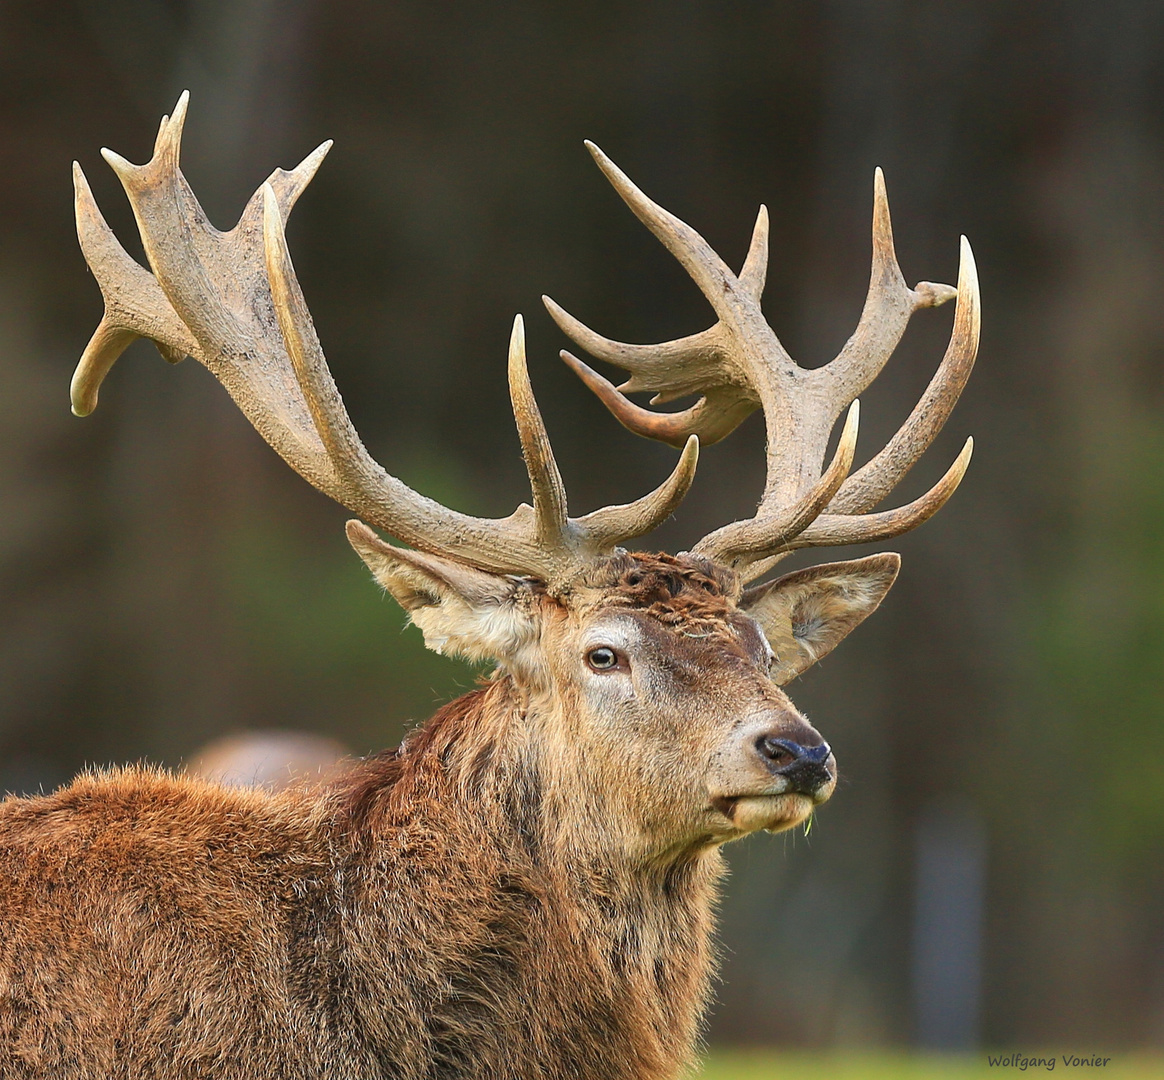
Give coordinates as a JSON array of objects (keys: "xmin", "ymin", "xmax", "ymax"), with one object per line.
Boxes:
[{"xmin": 71, "ymin": 93, "xmax": 978, "ymax": 854}]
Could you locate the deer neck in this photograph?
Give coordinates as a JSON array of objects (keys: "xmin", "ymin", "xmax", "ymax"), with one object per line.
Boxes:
[{"xmin": 335, "ymin": 679, "xmax": 725, "ymax": 1078}]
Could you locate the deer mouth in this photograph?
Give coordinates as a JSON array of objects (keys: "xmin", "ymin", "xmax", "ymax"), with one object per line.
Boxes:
[{"xmin": 711, "ymin": 792, "xmax": 815, "ymax": 835}]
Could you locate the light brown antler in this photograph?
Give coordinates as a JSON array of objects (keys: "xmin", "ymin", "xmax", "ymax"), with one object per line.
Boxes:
[
  {"xmin": 544, "ymin": 144, "xmax": 979, "ymax": 583},
  {"xmin": 71, "ymin": 94, "xmax": 698, "ymax": 589}
]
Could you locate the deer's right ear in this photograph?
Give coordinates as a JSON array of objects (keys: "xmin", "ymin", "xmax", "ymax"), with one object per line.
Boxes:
[{"xmin": 346, "ymin": 520, "xmax": 539, "ymax": 669}]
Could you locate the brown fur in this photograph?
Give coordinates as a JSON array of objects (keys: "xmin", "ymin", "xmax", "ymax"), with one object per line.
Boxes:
[
  {"xmin": 0, "ymin": 551, "xmax": 892, "ymax": 1079},
  {"xmin": 0, "ymin": 691, "xmax": 716, "ymax": 1079}
]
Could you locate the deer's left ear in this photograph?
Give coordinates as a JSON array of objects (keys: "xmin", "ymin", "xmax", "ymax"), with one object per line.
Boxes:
[
  {"xmin": 346, "ymin": 520, "xmax": 539, "ymax": 670},
  {"xmin": 740, "ymin": 553, "xmax": 900, "ymax": 685}
]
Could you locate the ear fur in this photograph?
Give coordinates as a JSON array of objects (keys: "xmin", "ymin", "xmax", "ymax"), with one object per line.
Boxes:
[
  {"xmin": 740, "ymin": 553, "xmax": 900, "ymax": 685},
  {"xmin": 345, "ymin": 520, "xmax": 539, "ymax": 668}
]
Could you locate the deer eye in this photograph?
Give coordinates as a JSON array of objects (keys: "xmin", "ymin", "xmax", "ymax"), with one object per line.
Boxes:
[{"xmin": 586, "ymin": 647, "xmax": 621, "ymax": 672}]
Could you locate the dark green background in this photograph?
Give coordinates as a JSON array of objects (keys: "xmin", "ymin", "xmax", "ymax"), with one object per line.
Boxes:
[{"xmin": 1, "ymin": 0, "xmax": 1162, "ymax": 1050}]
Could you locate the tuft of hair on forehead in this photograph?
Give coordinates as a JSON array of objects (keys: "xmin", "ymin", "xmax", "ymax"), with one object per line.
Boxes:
[{"xmin": 574, "ymin": 551, "xmax": 742, "ymax": 630}]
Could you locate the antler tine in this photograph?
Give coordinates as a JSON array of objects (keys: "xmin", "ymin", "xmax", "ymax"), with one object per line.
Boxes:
[
  {"xmin": 812, "ymin": 169, "xmax": 959, "ymax": 413},
  {"xmin": 541, "ymin": 296, "xmax": 724, "ymax": 398},
  {"xmin": 550, "ymin": 148, "xmax": 975, "ymax": 576},
  {"xmin": 70, "ymin": 161, "xmax": 196, "ymax": 416},
  {"xmin": 150, "ymin": 88, "xmax": 188, "ymax": 163},
  {"xmin": 506, "ymin": 314, "xmax": 569, "ymax": 545},
  {"xmin": 72, "ymin": 88, "xmax": 336, "ymax": 425},
  {"xmin": 583, "ymin": 141, "xmax": 754, "ymax": 326},
  {"xmin": 827, "ymin": 236, "xmax": 980, "ymax": 513},
  {"xmin": 801, "ymin": 435, "xmax": 974, "ymax": 546},
  {"xmin": 577, "ymin": 433, "xmax": 699, "ymax": 548},
  {"xmin": 693, "ymin": 400, "xmax": 860, "ymax": 568},
  {"xmin": 74, "ymin": 93, "xmax": 701, "ymax": 591},
  {"xmin": 558, "ymin": 350, "xmax": 753, "ymax": 448},
  {"xmin": 737, "ymin": 204, "xmax": 770, "ymax": 300}
]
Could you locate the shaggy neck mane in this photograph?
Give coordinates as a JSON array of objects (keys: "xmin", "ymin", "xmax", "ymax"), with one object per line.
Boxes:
[
  {"xmin": 329, "ymin": 685, "xmax": 723, "ymax": 1078},
  {"xmin": 338, "ymin": 678, "xmax": 719, "ymax": 880}
]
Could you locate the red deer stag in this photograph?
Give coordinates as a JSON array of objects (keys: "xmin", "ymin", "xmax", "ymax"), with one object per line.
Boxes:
[{"xmin": 0, "ymin": 93, "xmax": 979, "ymax": 1079}]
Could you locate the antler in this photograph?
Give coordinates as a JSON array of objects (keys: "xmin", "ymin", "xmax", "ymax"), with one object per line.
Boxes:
[
  {"xmin": 544, "ymin": 144, "xmax": 979, "ymax": 583},
  {"xmin": 71, "ymin": 94, "xmax": 699, "ymax": 590}
]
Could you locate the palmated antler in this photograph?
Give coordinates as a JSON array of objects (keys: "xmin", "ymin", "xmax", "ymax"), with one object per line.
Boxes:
[
  {"xmin": 71, "ymin": 94, "xmax": 698, "ymax": 590},
  {"xmin": 544, "ymin": 144, "xmax": 979, "ymax": 583}
]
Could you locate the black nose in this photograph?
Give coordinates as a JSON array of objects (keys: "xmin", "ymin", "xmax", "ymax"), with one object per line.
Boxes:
[{"xmin": 756, "ymin": 737, "xmax": 834, "ymax": 794}]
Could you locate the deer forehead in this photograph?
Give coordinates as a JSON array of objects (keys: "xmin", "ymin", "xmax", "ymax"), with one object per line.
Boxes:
[
  {"xmin": 562, "ymin": 605, "xmax": 769, "ymax": 676},
  {"xmin": 544, "ymin": 556, "xmax": 765, "ymax": 667}
]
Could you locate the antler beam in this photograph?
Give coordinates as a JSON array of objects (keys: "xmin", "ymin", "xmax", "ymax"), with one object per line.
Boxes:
[{"xmin": 544, "ymin": 144, "xmax": 979, "ymax": 581}]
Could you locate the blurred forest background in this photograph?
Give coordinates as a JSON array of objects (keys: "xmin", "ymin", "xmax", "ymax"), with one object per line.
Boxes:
[{"xmin": 2, "ymin": 0, "xmax": 1163, "ymax": 1056}]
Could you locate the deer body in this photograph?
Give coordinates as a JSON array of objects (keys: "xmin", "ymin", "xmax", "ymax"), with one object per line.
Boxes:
[
  {"xmin": 0, "ymin": 556, "xmax": 804, "ymax": 1080},
  {"xmin": 0, "ymin": 688, "xmax": 716, "ymax": 1080},
  {"xmin": 0, "ymin": 94, "xmax": 979, "ymax": 1078},
  {"xmin": 0, "ymin": 551, "xmax": 886, "ymax": 1080}
]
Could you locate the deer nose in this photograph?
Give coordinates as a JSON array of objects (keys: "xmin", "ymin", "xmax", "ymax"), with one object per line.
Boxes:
[{"xmin": 756, "ymin": 737, "xmax": 834, "ymax": 795}]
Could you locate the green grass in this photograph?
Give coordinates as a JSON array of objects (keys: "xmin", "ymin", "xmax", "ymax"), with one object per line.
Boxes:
[{"xmin": 698, "ymin": 1050, "xmax": 1164, "ymax": 1079}]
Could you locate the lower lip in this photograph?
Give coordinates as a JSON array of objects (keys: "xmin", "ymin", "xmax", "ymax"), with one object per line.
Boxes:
[{"xmin": 728, "ymin": 793, "xmax": 814, "ymax": 834}]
